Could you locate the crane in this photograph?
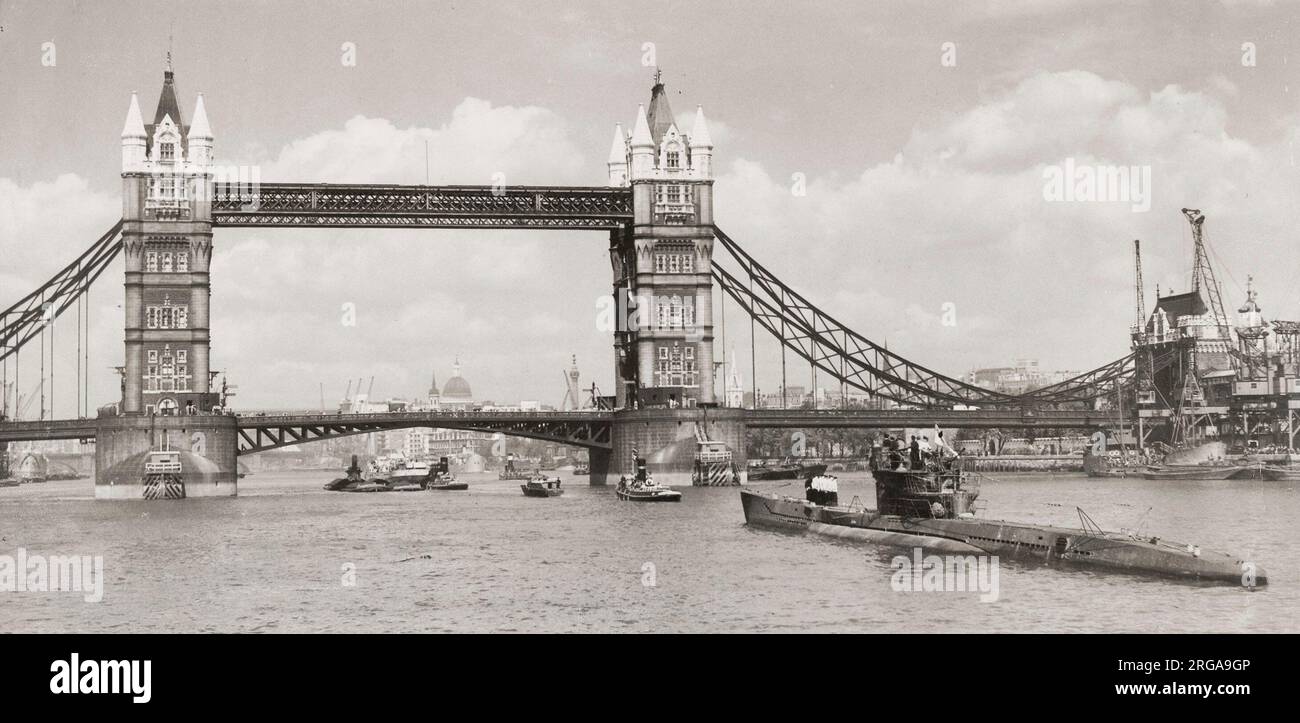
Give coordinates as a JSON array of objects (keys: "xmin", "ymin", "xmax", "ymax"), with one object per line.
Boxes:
[
  {"xmin": 1132, "ymin": 239, "xmax": 1146, "ymax": 346},
  {"xmin": 1182, "ymin": 209, "xmax": 1230, "ymax": 339}
]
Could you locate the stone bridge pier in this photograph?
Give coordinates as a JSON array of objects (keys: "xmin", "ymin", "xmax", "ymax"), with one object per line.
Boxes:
[{"xmin": 589, "ymin": 408, "xmax": 747, "ymax": 486}]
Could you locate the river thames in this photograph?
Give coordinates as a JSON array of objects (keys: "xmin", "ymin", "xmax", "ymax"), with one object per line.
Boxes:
[{"xmin": 1, "ymin": 470, "xmax": 1292, "ymax": 633}]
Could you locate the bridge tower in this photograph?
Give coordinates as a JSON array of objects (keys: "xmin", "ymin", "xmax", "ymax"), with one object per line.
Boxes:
[
  {"xmin": 95, "ymin": 60, "xmax": 237, "ymax": 499},
  {"xmin": 597, "ymin": 74, "xmax": 747, "ymax": 486},
  {"xmin": 608, "ymin": 72, "xmax": 717, "ymax": 408},
  {"xmin": 120, "ymin": 58, "xmax": 216, "ymax": 416}
]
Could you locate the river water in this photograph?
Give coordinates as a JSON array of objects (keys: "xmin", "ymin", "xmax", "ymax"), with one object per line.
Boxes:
[{"xmin": 1, "ymin": 470, "xmax": 1294, "ymax": 633}]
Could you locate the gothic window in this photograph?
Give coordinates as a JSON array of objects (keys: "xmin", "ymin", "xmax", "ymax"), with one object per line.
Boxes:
[
  {"xmin": 657, "ymin": 302, "xmax": 670, "ymax": 329},
  {"xmin": 161, "ymin": 252, "xmax": 173, "ymax": 272},
  {"xmin": 655, "ymin": 255, "xmax": 667, "ymax": 273},
  {"xmin": 666, "ymin": 185, "xmax": 683, "ymax": 204},
  {"xmin": 144, "ymin": 303, "xmax": 189, "ymax": 329},
  {"xmin": 681, "ymin": 254, "xmax": 694, "ymax": 273},
  {"xmin": 177, "ymin": 350, "xmax": 187, "ymax": 363},
  {"xmin": 146, "ymin": 252, "xmax": 158, "ymax": 272},
  {"xmin": 659, "ymin": 347, "xmax": 669, "ymax": 360},
  {"xmin": 160, "ymin": 143, "xmax": 175, "ymax": 161},
  {"xmin": 668, "ymin": 296, "xmax": 684, "ymax": 328},
  {"xmin": 148, "ymin": 350, "xmax": 158, "ymax": 363},
  {"xmin": 666, "ymin": 150, "xmax": 681, "ymax": 169},
  {"xmin": 159, "ymin": 353, "xmax": 175, "ymax": 392},
  {"xmin": 176, "ymin": 252, "xmax": 189, "ymax": 272},
  {"xmin": 685, "ymin": 346, "xmax": 695, "ymax": 360},
  {"xmin": 668, "ymin": 255, "xmax": 680, "ymax": 273}
]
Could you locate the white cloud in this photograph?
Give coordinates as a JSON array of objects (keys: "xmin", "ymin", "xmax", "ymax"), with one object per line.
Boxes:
[
  {"xmin": 5, "ymin": 71, "xmax": 1299, "ymax": 410},
  {"xmin": 711, "ymin": 70, "xmax": 1300, "ymax": 376}
]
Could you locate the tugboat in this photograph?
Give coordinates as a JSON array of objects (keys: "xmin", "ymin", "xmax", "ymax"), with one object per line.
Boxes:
[
  {"xmin": 740, "ymin": 449, "xmax": 1266, "ymax": 586},
  {"xmin": 324, "ymin": 455, "xmax": 387, "ymax": 492},
  {"xmin": 325, "ymin": 455, "xmax": 367, "ymax": 491},
  {"xmin": 521, "ymin": 473, "xmax": 564, "ymax": 498},
  {"xmin": 426, "ymin": 457, "xmax": 468, "ymax": 491},
  {"xmin": 498, "ymin": 453, "xmax": 531, "ymax": 481},
  {"xmin": 616, "ymin": 454, "xmax": 682, "ymax": 502},
  {"xmin": 386, "ymin": 459, "xmax": 432, "ymax": 491}
]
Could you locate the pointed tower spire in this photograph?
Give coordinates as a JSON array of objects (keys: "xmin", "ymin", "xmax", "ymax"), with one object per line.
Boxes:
[
  {"xmin": 189, "ymin": 93, "xmax": 212, "ymax": 140},
  {"xmin": 151, "ymin": 60, "xmax": 184, "ymax": 130},
  {"xmin": 607, "ymin": 123, "xmax": 628, "ymax": 186},
  {"xmin": 630, "ymin": 104, "xmax": 653, "ymax": 148},
  {"xmin": 690, "ymin": 105, "xmax": 713, "ymax": 148},
  {"xmin": 689, "ymin": 104, "xmax": 713, "ymax": 177},
  {"xmin": 629, "ymin": 104, "xmax": 654, "ymax": 178},
  {"xmin": 122, "ymin": 92, "xmax": 146, "ymax": 138},
  {"xmin": 187, "ymin": 93, "xmax": 213, "ymax": 166},
  {"xmin": 607, "ymin": 123, "xmax": 627, "ymax": 163},
  {"xmin": 645, "ymin": 71, "xmax": 675, "ymax": 148},
  {"xmin": 121, "ymin": 92, "xmax": 147, "ymax": 172}
]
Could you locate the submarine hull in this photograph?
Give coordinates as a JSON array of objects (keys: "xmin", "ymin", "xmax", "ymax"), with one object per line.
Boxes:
[{"xmin": 740, "ymin": 489, "xmax": 1264, "ymax": 586}]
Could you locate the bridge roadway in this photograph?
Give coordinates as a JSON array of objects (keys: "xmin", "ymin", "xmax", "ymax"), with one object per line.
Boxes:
[{"xmin": 0, "ymin": 407, "xmax": 1111, "ymax": 451}]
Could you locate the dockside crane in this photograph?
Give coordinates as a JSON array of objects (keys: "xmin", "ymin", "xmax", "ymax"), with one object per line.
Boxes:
[
  {"xmin": 1182, "ymin": 208, "xmax": 1231, "ymax": 341},
  {"xmin": 1132, "ymin": 239, "xmax": 1146, "ymax": 345}
]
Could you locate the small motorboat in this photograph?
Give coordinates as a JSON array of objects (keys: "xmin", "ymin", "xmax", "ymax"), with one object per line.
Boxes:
[
  {"xmin": 1261, "ymin": 465, "xmax": 1300, "ymax": 481},
  {"xmin": 521, "ymin": 475, "xmax": 564, "ymax": 498},
  {"xmin": 0, "ymin": 478, "xmax": 20, "ymax": 488},
  {"xmin": 746, "ymin": 459, "xmax": 828, "ymax": 481},
  {"xmin": 1141, "ymin": 464, "xmax": 1245, "ymax": 480}
]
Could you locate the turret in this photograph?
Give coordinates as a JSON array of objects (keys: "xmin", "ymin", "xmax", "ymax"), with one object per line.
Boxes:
[
  {"xmin": 629, "ymin": 104, "xmax": 655, "ymax": 177},
  {"xmin": 121, "ymin": 92, "xmax": 147, "ymax": 172},
  {"xmin": 689, "ymin": 105, "xmax": 713, "ymax": 177},
  {"xmin": 607, "ymin": 123, "xmax": 628, "ymax": 187},
  {"xmin": 187, "ymin": 93, "xmax": 213, "ymax": 167}
]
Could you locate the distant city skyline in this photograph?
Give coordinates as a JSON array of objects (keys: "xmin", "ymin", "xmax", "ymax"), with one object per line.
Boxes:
[{"xmin": 3, "ymin": 1, "xmax": 1299, "ymax": 413}]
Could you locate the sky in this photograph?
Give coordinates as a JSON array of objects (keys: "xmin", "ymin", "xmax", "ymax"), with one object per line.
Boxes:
[{"xmin": 1, "ymin": 0, "xmax": 1299, "ymax": 414}]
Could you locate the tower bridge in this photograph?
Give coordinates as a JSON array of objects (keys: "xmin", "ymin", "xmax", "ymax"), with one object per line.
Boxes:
[{"xmin": 0, "ymin": 62, "xmax": 1143, "ymax": 496}]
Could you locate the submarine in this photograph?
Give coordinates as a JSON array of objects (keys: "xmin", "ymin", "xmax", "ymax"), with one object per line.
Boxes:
[{"xmin": 740, "ymin": 451, "xmax": 1266, "ymax": 587}]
